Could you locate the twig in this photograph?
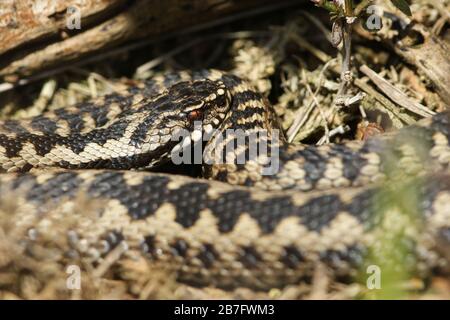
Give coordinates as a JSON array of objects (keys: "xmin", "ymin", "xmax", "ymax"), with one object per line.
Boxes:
[
  {"xmin": 335, "ymin": 91, "xmax": 366, "ymax": 108},
  {"xmin": 135, "ymin": 38, "xmax": 204, "ymax": 76},
  {"xmin": 286, "ymin": 59, "xmax": 335, "ymax": 142},
  {"xmin": 355, "ymin": 78, "xmax": 416, "ymax": 125},
  {"xmin": 333, "ymin": 5, "xmax": 355, "ymax": 107},
  {"xmin": 305, "ymin": 82, "xmax": 330, "ymax": 143},
  {"xmin": 307, "ymin": 263, "xmax": 330, "ymax": 299},
  {"xmin": 0, "ymin": 0, "xmax": 301, "ymax": 93},
  {"xmin": 360, "ymin": 64, "xmax": 435, "ymax": 118},
  {"xmin": 300, "ymin": 11, "xmax": 332, "ymax": 44},
  {"xmin": 92, "ymin": 241, "xmax": 128, "ymax": 278},
  {"xmin": 426, "ymin": 0, "xmax": 450, "ymax": 20},
  {"xmin": 135, "ymin": 31, "xmax": 270, "ymax": 77},
  {"xmin": 317, "ymin": 124, "xmax": 350, "ymax": 145},
  {"xmin": 290, "ymin": 33, "xmax": 333, "ymax": 64},
  {"xmin": 284, "ymin": 35, "xmax": 420, "ymax": 126}
]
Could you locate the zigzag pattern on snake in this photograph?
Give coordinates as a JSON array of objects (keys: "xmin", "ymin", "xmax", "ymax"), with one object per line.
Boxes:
[{"xmin": 0, "ymin": 70, "xmax": 449, "ymax": 289}]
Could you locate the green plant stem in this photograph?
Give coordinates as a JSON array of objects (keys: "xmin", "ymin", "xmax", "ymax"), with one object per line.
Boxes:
[
  {"xmin": 345, "ymin": 0, "xmax": 354, "ymax": 16},
  {"xmin": 317, "ymin": 0, "xmax": 338, "ymax": 12}
]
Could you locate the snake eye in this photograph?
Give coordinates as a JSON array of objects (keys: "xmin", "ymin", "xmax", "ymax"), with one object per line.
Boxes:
[{"xmin": 187, "ymin": 110, "xmax": 203, "ymax": 121}]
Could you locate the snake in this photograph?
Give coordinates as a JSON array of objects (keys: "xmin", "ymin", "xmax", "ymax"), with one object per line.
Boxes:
[{"xmin": 0, "ymin": 69, "xmax": 449, "ymax": 290}]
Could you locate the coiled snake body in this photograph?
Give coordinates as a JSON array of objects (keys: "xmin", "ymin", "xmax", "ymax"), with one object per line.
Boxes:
[{"xmin": 0, "ymin": 70, "xmax": 449, "ymax": 289}]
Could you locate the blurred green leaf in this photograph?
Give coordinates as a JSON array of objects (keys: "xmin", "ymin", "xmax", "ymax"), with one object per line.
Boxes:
[{"xmin": 391, "ymin": 0, "xmax": 412, "ymax": 16}]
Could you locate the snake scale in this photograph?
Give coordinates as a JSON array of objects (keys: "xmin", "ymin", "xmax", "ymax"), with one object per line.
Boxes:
[{"xmin": 0, "ymin": 69, "xmax": 449, "ymax": 290}]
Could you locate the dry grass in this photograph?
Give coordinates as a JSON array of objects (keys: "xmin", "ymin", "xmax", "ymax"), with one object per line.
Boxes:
[{"xmin": 0, "ymin": 0, "xmax": 449, "ymax": 299}]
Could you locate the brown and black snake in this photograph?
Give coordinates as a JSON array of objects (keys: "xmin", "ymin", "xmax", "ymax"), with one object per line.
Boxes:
[{"xmin": 0, "ymin": 70, "xmax": 449, "ymax": 290}]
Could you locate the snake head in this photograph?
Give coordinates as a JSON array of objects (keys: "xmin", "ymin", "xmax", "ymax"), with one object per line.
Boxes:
[
  {"xmin": 133, "ymin": 79, "xmax": 232, "ymax": 167},
  {"xmin": 170, "ymin": 79, "xmax": 231, "ymax": 131}
]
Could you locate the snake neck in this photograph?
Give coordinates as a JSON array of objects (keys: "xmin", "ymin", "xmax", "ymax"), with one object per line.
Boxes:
[
  {"xmin": 205, "ymin": 73, "xmax": 450, "ymax": 191},
  {"xmin": 201, "ymin": 72, "xmax": 287, "ymax": 185}
]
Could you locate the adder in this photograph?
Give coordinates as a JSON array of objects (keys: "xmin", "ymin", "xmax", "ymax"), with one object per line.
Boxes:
[{"xmin": 0, "ymin": 69, "xmax": 449, "ymax": 289}]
